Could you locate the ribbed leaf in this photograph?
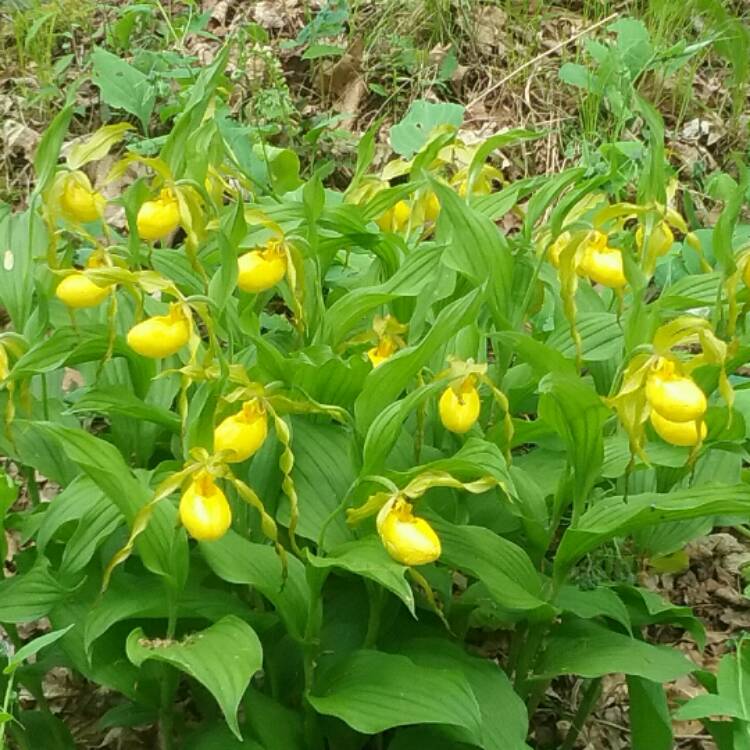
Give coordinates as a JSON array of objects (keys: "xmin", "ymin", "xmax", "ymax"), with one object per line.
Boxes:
[
  {"xmin": 309, "ymin": 650, "xmax": 482, "ymax": 738},
  {"xmin": 535, "ymin": 619, "xmax": 694, "ymax": 681},
  {"xmin": 200, "ymin": 531, "xmax": 309, "ymax": 639},
  {"xmin": 432, "ymin": 520, "xmax": 552, "ymax": 616},
  {"xmin": 555, "ymin": 484, "xmax": 750, "ymax": 581},
  {"xmin": 308, "ymin": 538, "xmax": 415, "ymax": 614},
  {"xmin": 127, "ymin": 616, "xmax": 262, "ymax": 740}
]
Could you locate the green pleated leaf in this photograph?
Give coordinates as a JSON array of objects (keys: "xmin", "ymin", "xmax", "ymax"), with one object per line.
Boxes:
[
  {"xmin": 432, "ymin": 520, "xmax": 553, "ymax": 616},
  {"xmin": 432, "ymin": 180, "xmax": 513, "ymax": 327},
  {"xmin": 361, "ymin": 379, "xmax": 445, "ymax": 475},
  {"xmin": 546, "ymin": 312, "xmax": 624, "ymax": 362},
  {"xmin": 627, "ymin": 676, "xmax": 674, "ymax": 750},
  {"xmin": 276, "ymin": 418, "xmax": 357, "ymax": 546},
  {"xmin": 309, "ymin": 650, "xmax": 482, "ymax": 738},
  {"xmin": 308, "ymin": 537, "xmax": 415, "ymax": 614},
  {"xmin": 556, "ymin": 585, "xmax": 632, "ymax": 634},
  {"xmin": 5, "ymin": 625, "xmax": 74, "ymax": 674},
  {"xmin": 396, "ymin": 638, "xmax": 531, "ymax": 750},
  {"xmin": 20, "ymin": 421, "xmax": 185, "ymax": 586},
  {"xmin": 555, "ymin": 484, "xmax": 750, "ymax": 582},
  {"xmin": 538, "ymin": 373, "xmax": 609, "ymax": 518},
  {"xmin": 66, "ymin": 386, "xmax": 180, "ymax": 432},
  {"xmin": 126, "ymin": 616, "xmax": 263, "ymax": 740},
  {"xmin": 199, "ymin": 531, "xmax": 309, "ymax": 640},
  {"xmin": 0, "ymin": 558, "xmax": 76, "ymax": 623},
  {"xmin": 535, "ymin": 619, "xmax": 694, "ymax": 681}
]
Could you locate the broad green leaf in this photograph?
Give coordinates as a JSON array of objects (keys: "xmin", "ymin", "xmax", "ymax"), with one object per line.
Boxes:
[
  {"xmin": 396, "ymin": 638, "xmax": 531, "ymax": 750},
  {"xmin": 494, "ymin": 331, "xmax": 575, "ymax": 376},
  {"xmin": 308, "ymin": 537, "xmax": 415, "ymax": 614},
  {"xmin": 388, "ymin": 728, "xmax": 476, "ymax": 750},
  {"xmin": 538, "ymin": 373, "xmax": 609, "ymax": 517},
  {"xmin": 535, "ymin": 619, "xmax": 694, "ymax": 681},
  {"xmin": 10, "ymin": 710, "xmax": 76, "ymax": 750},
  {"xmin": 617, "ymin": 585, "xmax": 705, "ymax": 648},
  {"xmin": 22, "ymin": 421, "xmax": 185, "ymax": 585},
  {"xmin": 127, "ymin": 616, "xmax": 262, "ymax": 739},
  {"xmin": 555, "ymin": 484, "xmax": 750, "ymax": 582},
  {"xmin": 319, "ymin": 244, "xmax": 446, "ymax": 346},
  {"xmin": 627, "ymin": 676, "xmax": 674, "ymax": 750},
  {"xmin": 243, "ymin": 688, "xmax": 305, "ymax": 750},
  {"xmin": 199, "ymin": 531, "xmax": 309, "ymax": 639},
  {"xmin": 361, "ymin": 379, "xmax": 445, "ymax": 475},
  {"xmin": 432, "ymin": 519, "xmax": 553, "ymax": 616},
  {"xmin": 33, "ymin": 103, "xmax": 73, "ymax": 194},
  {"xmin": 547, "ymin": 312, "xmax": 624, "ymax": 362},
  {"xmin": 161, "ymin": 45, "xmax": 229, "ymax": 175},
  {"xmin": 355, "ymin": 289, "xmax": 482, "ymax": 431},
  {"xmin": 277, "ymin": 418, "xmax": 356, "ymax": 546},
  {"xmin": 90, "ymin": 48, "xmax": 156, "ymax": 133},
  {"xmin": 184, "ymin": 724, "xmax": 264, "ymax": 750},
  {"xmin": 0, "ymin": 559, "xmax": 76, "ymax": 623},
  {"xmin": 389, "ymin": 100, "xmax": 464, "ymax": 157},
  {"xmin": 433, "ymin": 180, "xmax": 513, "ymax": 327},
  {"xmin": 556, "ymin": 585, "xmax": 631, "ymax": 634},
  {"xmin": 37, "ymin": 475, "xmax": 105, "ymax": 552},
  {"xmin": 4, "ymin": 625, "xmax": 74, "ymax": 674},
  {"xmin": 67, "ymin": 386, "xmax": 180, "ymax": 432},
  {"xmin": 658, "ymin": 272, "xmax": 722, "ymax": 309},
  {"xmin": 0, "ymin": 208, "xmax": 46, "ymax": 330},
  {"xmin": 83, "ymin": 574, "xmax": 264, "ymax": 655},
  {"xmin": 309, "ymin": 650, "xmax": 482, "ymax": 738},
  {"xmin": 60, "ymin": 497, "xmax": 122, "ymax": 574}
]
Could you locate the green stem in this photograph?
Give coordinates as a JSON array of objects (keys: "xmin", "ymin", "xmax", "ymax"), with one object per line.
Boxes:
[
  {"xmin": 302, "ymin": 570, "xmax": 326, "ymax": 750},
  {"xmin": 363, "ymin": 584, "xmax": 384, "ymax": 648},
  {"xmin": 158, "ymin": 587, "xmax": 179, "ymax": 750},
  {"xmin": 560, "ymin": 677, "xmax": 603, "ymax": 750},
  {"xmin": 513, "ymin": 622, "xmax": 547, "ymax": 699},
  {"xmin": 24, "ymin": 467, "xmax": 40, "ymax": 507},
  {"xmin": 0, "ymin": 671, "xmax": 15, "ymax": 749}
]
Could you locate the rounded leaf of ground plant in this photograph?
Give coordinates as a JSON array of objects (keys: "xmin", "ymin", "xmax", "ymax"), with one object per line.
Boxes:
[
  {"xmin": 535, "ymin": 619, "xmax": 694, "ymax": 682},
  {"xmin": 389, "ymin": 100, "xmax": 464, "ymax": 158},
  {"xmin": 126, "ymin": 616, "xmax": 263, "ymax": 740},
  {"xmin": 308, "ymin": 650, "xmax": 482, "ymax": 739}
]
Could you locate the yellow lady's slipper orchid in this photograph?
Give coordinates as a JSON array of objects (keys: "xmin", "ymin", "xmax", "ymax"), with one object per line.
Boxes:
[
  {"xmin": 377, "ymin": 497, "xmax": 441, "ymax": 566},
  {"xmin": 579, "ymin": 231, "xmax": 626, "ymax": 288},
  {"xmin": 439, "ymin": 378, "xmax": 481, "ymax": 434},
  {"xmin": 636, "ymin": 221, "xmax": 674, "ymax": 258},
  {"xmin": 377, "ymin": 200, "xmax": 411, "ymax": 232},
  {"xmin": 0, "ymin": 345, "xmax": 8, "ymax": 381},
  {"xmin": 650, "ymin": 410, "xmax": 707, "ymax": 447},
  {"xmin": 55, "ymin": 272, "xmax": 111, "ymax": 309},
  {"xmin": 60, "ymin": 171, "xmax": 105, "ymax": 223},
  {"xmin": 179, "ymin": 471, "xmax": 232, "ymax": 541},
  {"xmin": 126, "ymin": 304, "xmax": 190, "ymax": 359},
  {"xmin": 237, "ymin": 240, "xmax": 287, "ymax": 293},
  {"xmin": 548, "ymin": 231, "xmax": 572, "ymax": 267},
  {"xmin": 423, "ymin": 192, "xmax": 440, "ymax": 223},
  {"xmin": 367, "ymin": 336, "xmax": 397, "ymax": 368},
  {"xmin": 136, "ymin": 188, "xmax": 181, "ymax": 241},
  {"xmin": 213, "ymin": 399, "xmax": 268, "ymax": 463},
  {"xmin": 645, "ymin": 359, "xmax": 707, "ymax": 423}
]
